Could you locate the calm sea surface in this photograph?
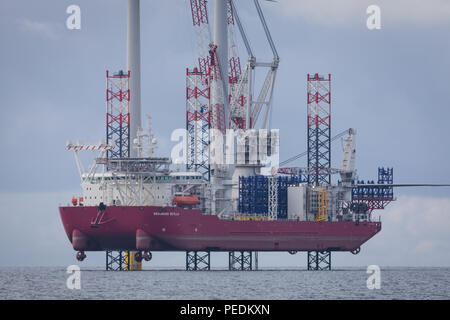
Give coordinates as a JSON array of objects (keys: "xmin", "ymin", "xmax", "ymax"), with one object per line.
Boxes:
[{"xmin": 0, "ymin": 267, "xmax": 449, "ymax": 300}]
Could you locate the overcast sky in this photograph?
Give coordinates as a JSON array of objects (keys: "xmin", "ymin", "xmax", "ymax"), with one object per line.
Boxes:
[{"xmin": 0, "ymin": 0, "xmax": 450, "ymax": 268}]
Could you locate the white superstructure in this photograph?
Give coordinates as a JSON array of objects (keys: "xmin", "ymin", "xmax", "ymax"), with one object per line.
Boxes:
[{"xmin": 79, "ymin": 170, "xmax": 204, "ymax": 207}]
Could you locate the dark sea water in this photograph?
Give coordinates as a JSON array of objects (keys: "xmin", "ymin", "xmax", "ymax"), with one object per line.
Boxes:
[{"xmin": 0, "ymin": 267, "xmax": 449, "ymax": 300}]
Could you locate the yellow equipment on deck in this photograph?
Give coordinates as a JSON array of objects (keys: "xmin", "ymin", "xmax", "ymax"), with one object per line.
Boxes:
[{"xmin": 316, "ymin": 189, "xmax": 327, "ymax": 222}]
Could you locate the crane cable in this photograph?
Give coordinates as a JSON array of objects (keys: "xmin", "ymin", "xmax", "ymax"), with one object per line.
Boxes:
[{"xmin": 279, "ymin": 128, "xmax": 351, "ymax": 167}]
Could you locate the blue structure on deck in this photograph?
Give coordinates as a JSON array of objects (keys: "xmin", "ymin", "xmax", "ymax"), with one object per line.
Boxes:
[
  {"xmin": 378, "ymin": 167, "xmax": 393, "ymax": 184},
  {"xmin": 239, "ymin": 175, "xmax": 307, "ymax": 219},
  {"xmin": 352, "ymin": 167, "xmax": 394, "ymax": 199},
  {"xmin": 238, "ymin": 176, "xmax": 268, "ymax": 215},
  {"xmin": 350, "ymin": 167, "xmax": 394, "ymax": 214}
]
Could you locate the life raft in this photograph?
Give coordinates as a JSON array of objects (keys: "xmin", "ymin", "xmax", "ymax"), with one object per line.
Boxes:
[{"xmin": 172, "ymin": 195, "xmax": 199, "ymax": 206}]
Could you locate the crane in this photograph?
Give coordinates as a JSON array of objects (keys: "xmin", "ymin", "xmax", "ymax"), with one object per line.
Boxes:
[{"xmin": 188, "ymin": 0, "xmax": 279, "ymax": 131}]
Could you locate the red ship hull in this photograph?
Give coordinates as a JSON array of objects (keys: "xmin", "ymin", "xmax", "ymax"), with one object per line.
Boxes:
[{"xmin": 59, "ymin": 206, "xmax": 381, "ymax": 252}]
